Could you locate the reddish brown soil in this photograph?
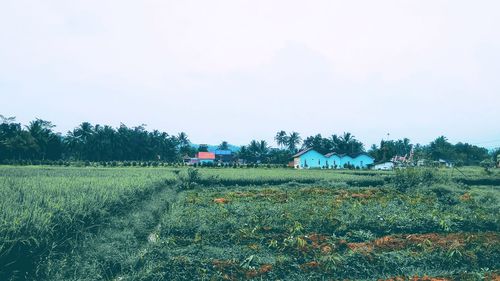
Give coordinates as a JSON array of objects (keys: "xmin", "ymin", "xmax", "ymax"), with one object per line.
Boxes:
[
  {"xmin": 379, "ymin": 276, "xmax": 451, "ymax": 281},
  {"xmin": 460, "ymin": 192, "xmax": 472, "ymax": 201},
  {"xmin": 213, "ymin": 198, "xmax": 230, "ymax": 204},
  {"xmin": 348, "ymin": 232, "xmax": 499, "ymax": 253}
]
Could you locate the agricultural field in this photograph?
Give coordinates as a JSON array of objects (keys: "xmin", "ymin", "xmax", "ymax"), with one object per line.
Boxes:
[{"xmin": 0, "ymin": 166, "xmax": 499, "ymax": 280}]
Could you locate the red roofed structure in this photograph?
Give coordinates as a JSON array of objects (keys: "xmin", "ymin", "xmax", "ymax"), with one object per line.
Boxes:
[{"xmin": 197, "ymin": 152, "xmax": 215, "ymax": 160}]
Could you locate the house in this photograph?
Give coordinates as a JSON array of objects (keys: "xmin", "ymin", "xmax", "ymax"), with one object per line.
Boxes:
[
  {"xmin": 182, "ymin": 155, "xmax": 192, "ymax": 165},
  {"xmin": 292, "ymin": 148, "xmax": 375, "ymax": 169},
  {"xmin": 417, "ymin": 159, "xmax": 427, "ymax": 166},
  {"xmin": 351, "ymin": 153, "xmax": 375, "ymax": 169},
  {"xmin": 325, "ymin": 152, "xmax": 341, "ymax": 168},
  {"xmin": 438, "ymin": 159, "xmax": 453, "ymax": 168},
  {"xmin": 373, "ymin": 161, "xmax": 394, "ymax": 170},
  {"xmin": 293, "ymin": 148, "xmax": 326, "ymax": 169},
  {"xmin": 214, "ymin": 149, "xmax": 233, "ymax": 163},
  {"xmin": 197, "ymin": 152, "xmax": 215, "ymax": 164}
]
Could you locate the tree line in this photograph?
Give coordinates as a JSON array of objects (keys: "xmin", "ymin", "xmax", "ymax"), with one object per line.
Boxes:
[{"xmin": 0, "ymin": 116, "xmax": 498, "ymax": 166}]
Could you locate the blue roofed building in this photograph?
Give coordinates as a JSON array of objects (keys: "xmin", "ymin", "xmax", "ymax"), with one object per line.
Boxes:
[
  {"xmin": 214, "ymin": 149, "xmax": 233, "ymax": 163},
  {"xmin": 293, "ymin": 148, "xmax": 375, "ymax": 169}
]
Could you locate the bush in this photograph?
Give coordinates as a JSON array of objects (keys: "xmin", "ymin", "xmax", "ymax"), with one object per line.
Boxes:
[
  {"xmin": 430, "ymin": 184, "xmax": 460, "ymax": 205},
  {"xmin": 177, "ymin": 168, "xmax": 200, "ymax": 190},
  {"xmin": 393, "ymin": 168, "xmax": 438, "ymax": 192}
]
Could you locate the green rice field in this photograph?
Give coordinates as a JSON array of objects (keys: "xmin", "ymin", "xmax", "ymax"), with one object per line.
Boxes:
[{"xmin": 0, "ymin": 166, "xmax": 499, "ymax": 280}]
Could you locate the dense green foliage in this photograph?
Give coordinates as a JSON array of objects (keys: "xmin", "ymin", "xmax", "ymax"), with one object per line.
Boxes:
[
  {"xmin": 369, "ymin": 136, "xmax": 491, "ymax": 166},
  {"xmin": 0, "ymin": 166, "xmax": 498, "ymax": 280},
  {"xmin": 1, "ymin": 116, "xmax": 497, "ymax": 166}
]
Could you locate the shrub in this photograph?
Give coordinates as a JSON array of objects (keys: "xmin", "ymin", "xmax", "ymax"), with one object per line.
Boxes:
[
  {"xmin": 393, "ymin": 168, "xmax": 438, "ymax": 192},
  {"xmin": 430, "ymin": 184, "xmax": 460, "ymax": 205},
  {"xmin": 177, "ymin": 168, "xmax": 200, "ymax": 190}
]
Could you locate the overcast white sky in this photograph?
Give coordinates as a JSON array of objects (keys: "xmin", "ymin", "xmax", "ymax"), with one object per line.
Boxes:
[{"xmin": 1, "ymin": 0, "xmax": 499, "ymax": 148}]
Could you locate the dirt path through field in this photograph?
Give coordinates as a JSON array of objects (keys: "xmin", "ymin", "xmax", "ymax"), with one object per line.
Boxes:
[{"xmin": 40, "ymin": 184, "xmax": 180, "ymax": 281}]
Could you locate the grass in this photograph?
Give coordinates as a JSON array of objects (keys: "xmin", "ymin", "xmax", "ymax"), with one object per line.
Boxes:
[
  {"xmin": 123, "ymin": 183, "xmax": 498, "ymax": 280},
  {"xmin": 0, "ymin": 166, "xmax": 174, "ymax": 279},
  {"xmin": 0, "ymin": 165, "xmax": 498, "ymax": 280}
]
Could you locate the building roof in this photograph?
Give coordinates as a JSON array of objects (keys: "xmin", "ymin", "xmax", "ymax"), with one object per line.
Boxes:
[
  {"xmin": 294, "ymin": 149, "xmax": 374, "ymax": 160},
  {"xmin": 349, "ymin": 152, "xmax": 375, "ymax": 159},
  {"xmin": 326, "ymin": 152, "xmax": 374, "ymax": 159},
  {"xmin": 374, "ymin": 161, "xmax": 394, "ymax": 165},
  {"xmin": 292, "ymin": 147, "xmax": 314, "ymax": 158},
  {"xmin": 197, "ymin": 152, "xmax": 215, "ymax": 159},
  {"xmin": 215, "ymin": 149, "xmax": 232, "ymax": 155},
  {"xmin": 325, "ymin": 152, "xmax": 340, "ymax": 157}
]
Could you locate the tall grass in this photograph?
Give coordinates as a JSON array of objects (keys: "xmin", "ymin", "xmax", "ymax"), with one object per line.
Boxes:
[{"xmin": 0, "ymin": 166, "xmax": 174, "ymax": 279}]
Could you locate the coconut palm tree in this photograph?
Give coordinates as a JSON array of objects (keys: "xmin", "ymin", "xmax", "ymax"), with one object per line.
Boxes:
[
  {"xmin": 177, "ymin": 132, "xmax": 190, "ymax": 148},
  {"xmin": 247, "ymin": 140, "xmax": 269, "ymax": 162},
  {"xmin": 338, "ymin": 132, "xmax": 364, "ymax": 154},
  {"xmin": 286, "ymin": 132, "xmax": 301, "ymax": 153},
  {"xmin": 26, "ymin": 119, "xmax": 57, "ymax": 160},
  {"xmin": 330, "ymin": 134, "xmax": 342, "ymax": 152},
  {"xmin": 275, "ymin": 130, "xmax": 288, "ymax": 149},
  {"xmin": 259, "ymin": 140, "xmax": 269, "ymax": 155},
  {"xmin": 218, "ymin": 141, "xmax": 229, "ymax": 150}
]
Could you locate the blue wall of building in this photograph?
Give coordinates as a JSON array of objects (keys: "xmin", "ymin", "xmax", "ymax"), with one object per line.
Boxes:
[
  {"xmin": 326, "ymin": 155, "xmax": 341, "ymax": 168},
  {"xmin": 351, "ymin": 154, "xmax": 374, "ymax": 168},
  {"xmin": 297, "ymin": 150, "xmax": 327, "ymax": 168},
  {"xmin": 295, "ymin": 150, "xmax": 374, "ymax": 169},
  {"xmin": 339, "ymin": 155, "xmax": 353, "ymax": 167}
]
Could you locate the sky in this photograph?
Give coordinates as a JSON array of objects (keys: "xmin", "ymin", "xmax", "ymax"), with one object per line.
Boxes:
[{"xmin": 1, "ymin": 0, "xmax": 499, "ymax": 149}]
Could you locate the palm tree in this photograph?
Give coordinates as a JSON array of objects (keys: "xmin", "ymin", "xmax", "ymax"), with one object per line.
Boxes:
[
  {"xmin": 340, "ymin": 132, "xmax": 353, "ymax": 144},
  {"xmin": 259, "ymin": 140, "xmax": 269, "ymax": 155},
  {"xmin": 218, "ymin": 141, "xmax": 229, "ymax": 150},
  {"xmin": 177, "ymin": 132, "xmax": 190, "ymax": 148},
  {"xmin": 275, "ymin": 130, "xmax": 288, "ymax": 149},
  {"xmin": 64, "ymin": 122, "xmax": 95, "ymax": 160},
  {"xmin": 26, "ymin": 119, "xmax": 56, "ymax": 159},
  {"xmin": 75, "ymin": 122, "xmax": 94, "ymax": 140},
  {"xmin": 249, "ymin": 140, "xmax": 260, "ymax": 155},
  {"xmin": 0, "ymin": 115, "xmax": 16, "ymax": 124},
  {"xmin": 330, "ymin": 134, "xmax": 341, "ymax": 152},
  {"xmin": 286, "ymin": 132, "xmax": 301, "ymax": 153}
]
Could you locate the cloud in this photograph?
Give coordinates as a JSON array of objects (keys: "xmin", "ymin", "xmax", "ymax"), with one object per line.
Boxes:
[{"xmin": 0, "ymin": 0, "xmax": 499, "ymax": 147}]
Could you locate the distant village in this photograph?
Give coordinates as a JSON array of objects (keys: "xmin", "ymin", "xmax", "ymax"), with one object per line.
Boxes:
[{"xmin": 183, "ymin": 146, "xmax": 467, "ymax": 170}]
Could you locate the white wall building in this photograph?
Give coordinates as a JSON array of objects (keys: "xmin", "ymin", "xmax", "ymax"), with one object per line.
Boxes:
[{"xmin": 372, "ymin": 161, "xmax": 394, "ymax": 170}]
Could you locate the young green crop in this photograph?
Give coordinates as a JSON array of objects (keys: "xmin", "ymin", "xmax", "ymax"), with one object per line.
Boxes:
[
  {"xmin": 1, "ymin": 165, "xmax": 499, "ymax": 280},
  {"xmin": 0, "ymin": 166, "xmax": 175, "ymax": 279}
]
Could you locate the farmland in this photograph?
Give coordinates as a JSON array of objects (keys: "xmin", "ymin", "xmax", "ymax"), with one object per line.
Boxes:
[{"xmin": 0, "ymin": 166, "xmax": 499, "ymax": 280}]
